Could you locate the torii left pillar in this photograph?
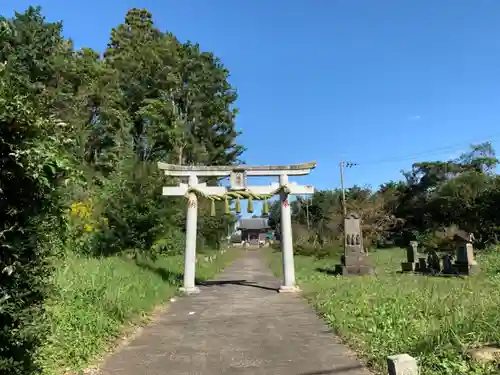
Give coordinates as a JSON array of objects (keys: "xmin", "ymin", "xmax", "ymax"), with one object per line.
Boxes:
[
  {"xmin": 183, "ymin": 175, "xmax": 199, "ymax": 294},
  {"xmin": 161, "ymin": 173, "xmax": 227, "ymax": 295}
]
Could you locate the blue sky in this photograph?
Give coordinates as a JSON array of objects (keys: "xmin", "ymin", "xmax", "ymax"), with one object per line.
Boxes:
[{"xmin": 3, "ymin": 1, "xmax": 500, "ymax": 200}]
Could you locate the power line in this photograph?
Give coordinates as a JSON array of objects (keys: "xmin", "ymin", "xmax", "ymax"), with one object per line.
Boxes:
[
  {"xmin": 332, "ymin": 134, "xmax": 500, "ymax": 193},
  {"xmin": 354, "ymin": 133, "xmax": 500, "ymax": 167}
]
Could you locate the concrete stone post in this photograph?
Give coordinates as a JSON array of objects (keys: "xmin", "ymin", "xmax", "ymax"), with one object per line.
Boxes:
[
  {"xmin": 180, "ymin": 175, "xmax": 200, "ymax": 295},
  {"xmin": 279, "ymin": 174, "xmax": 299, "ymax": 293},
  {"xmin": 387, "ymin": 354, "xmax": 419, "ymax": 375}
]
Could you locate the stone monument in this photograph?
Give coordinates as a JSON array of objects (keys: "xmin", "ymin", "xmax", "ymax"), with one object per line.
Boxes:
[
  {"xmin": 453, "ymin": 240, "xmax": 480, "ymax": 275},
  {"xmin": 418, "ymin": 257, "xmax": 427, "ymax": 273},
  {"xmin": 442, "ymin": 253, "xmax": 454, "ymax": 274},
  {"xmin": 401, "ymin": 241, "xmax": 419, "ymax": 272},
  {"xmin": 335, "ymin": 212, "xmax": 374, "ymax": 275},
  {"xmin": 428, "ymin": 250, "xmax": 442, "ymax": 274}
]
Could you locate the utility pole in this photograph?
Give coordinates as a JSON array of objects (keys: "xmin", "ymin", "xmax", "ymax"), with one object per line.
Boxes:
[
  {"xmin": 298, "ymin": 195, "xmax": 311, "ymax": 229},
  {"xmin": 306, "ymin": 197, "xmax": 310, "ymax": 229},
  {"xmin": 339, "ymin": 160, "xmax": 358, "ymax": 218}
]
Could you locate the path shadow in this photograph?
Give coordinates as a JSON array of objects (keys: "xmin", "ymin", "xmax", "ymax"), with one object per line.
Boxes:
[
  {"xmin": 134, "ymin": 261, "xmax": 278, "ymax": 292},
  {"xmin": 134, "ymin": 260, "xmax": 187, "ymax": 284},
  {"xmin": 198, "ymin": 279, "xmax": 279, "ymax": 292},
  {"xmin": 299, "ymin": 364, "xmax": 366, "ymax": 374},
  {"xmin": 315, "ymin": 267, "xmax": 340, "ymax": 276}
]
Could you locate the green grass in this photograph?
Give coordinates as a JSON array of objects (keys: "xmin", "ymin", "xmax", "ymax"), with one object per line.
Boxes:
[
  {"xmin": 267, "ymin": 248, "xmax": 500, "ymax": 375},
  {"xmin": 40, "ymin": 249, "xmax": 240, "ymax": 375}
]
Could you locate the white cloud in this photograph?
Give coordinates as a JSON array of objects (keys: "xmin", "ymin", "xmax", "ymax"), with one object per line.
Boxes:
[{"xmin": 408, "ymin": 115, "xmax": 421, "ymax": 121}]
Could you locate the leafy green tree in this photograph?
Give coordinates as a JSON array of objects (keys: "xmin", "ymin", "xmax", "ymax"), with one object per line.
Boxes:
[
  {"xmin": 102, "ymin": 8, "xmax": 244, "ymax": 166},
  {"xmin": 89, "ymin": 8, "xmax": 244, "ymax": 255}
]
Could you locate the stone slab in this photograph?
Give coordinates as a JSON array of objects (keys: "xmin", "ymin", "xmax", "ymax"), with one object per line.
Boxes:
[
  {"xmin": 99, "ymin": 250, "xmax": 372, "ymax": 375},
  {"xmin": 335, "ymin": 264, "xmax": 375, "ymax": 276},
  {"xmin": 453, "ymin": 263, "xmax": 480, "ymax": 276},
  {"xmin": 343, "ymin": 252, "xmax": 372, "ymax": 266}
]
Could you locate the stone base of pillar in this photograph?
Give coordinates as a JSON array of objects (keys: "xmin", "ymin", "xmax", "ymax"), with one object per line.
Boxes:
[
  {"xmin": 335, "ymin": 264, "xmax": 375, "ymax": 276},
  {"xmin": 278, "ymin": 285, "xmax": 301, "ymax": 293},
  {"xmin": 401, "ymin": 262, "xmax": 419, "ymax": 272},
  {"xmin": 179, "ymin": 286, "xmax": 201, "ymax": 295}
]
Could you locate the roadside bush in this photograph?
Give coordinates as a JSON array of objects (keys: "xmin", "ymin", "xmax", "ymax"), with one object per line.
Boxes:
[
  {"xmin": 65, "ymin": 197, "xmax": 109, "ymax": 255},
  {"xmin": 151, "ymin": 228, "xmax": 185, "ymax": 257},
  {"xmin": 198, "ymin": 209, "xmax": 235, "ymax": 251},
  {"xmin": 0, "ymin": 78, "xmax": 75, "ymax": 374},
  {"xmin": 294, "ymin": 244, "xmax": 343, "ymax": 259}
]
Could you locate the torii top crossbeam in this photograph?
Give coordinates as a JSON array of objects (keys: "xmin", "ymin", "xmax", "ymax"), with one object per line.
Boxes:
[{"xmin": 157, "ymin": 161, "xmax": 316, "ymax": 177}]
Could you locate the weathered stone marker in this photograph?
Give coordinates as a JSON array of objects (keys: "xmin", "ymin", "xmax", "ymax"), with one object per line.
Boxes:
[
  {"xmin": 158, "ymin": 161, "xmax": 316, "ymax": 294},
  {"xmin": 418, "ymin": 257, "xmax": 427, "ymax": 273},
  {"xmin": 335, "ymin": 212, "xmax": 374, "ymax": 275},
  {"xmin": 401, "ymin": 241, "xmax": 419, "ymax": 272},
  {"xmin": 387, "ymin": 354, "xmax": 419, "ymax": 375},
  {"xmin": 407, "ymin": 241, "xmax": 418, "ymax": 263},
  {"xmin": 427, "ymin": 250, "xmax": 441, "ymax": 273},
  {"xmin": 442, "ymin": 253, "xmax": 453, "ymax": 274},
  {"xmin": 454, "ymin": 241, "xmax": 480, "ymax": 275}
]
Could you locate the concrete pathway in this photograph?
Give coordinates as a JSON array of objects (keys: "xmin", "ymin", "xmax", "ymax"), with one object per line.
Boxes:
[{"xmin": 100, "ymin": 249, "xmax": 371, "ymax": 375}]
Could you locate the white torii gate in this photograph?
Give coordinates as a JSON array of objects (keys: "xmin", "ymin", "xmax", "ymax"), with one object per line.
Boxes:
[{"xmin": 158, "ymin": 161, "xmax": 316, "ymax": 294}]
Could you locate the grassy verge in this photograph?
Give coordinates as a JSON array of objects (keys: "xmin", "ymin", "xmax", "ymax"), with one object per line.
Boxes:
[
  {"xmin": 267, "ymin": 248, "xmax": 500, "ymax": 375},
  {"xmin": 40, "ymin": 248, "xmax": 240, "ymax": 375}
]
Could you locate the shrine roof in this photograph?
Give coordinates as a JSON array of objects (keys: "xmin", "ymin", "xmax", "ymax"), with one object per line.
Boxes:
[{"xmin": 238, "ymin": 218, "xmax": 270, "ymax": 230}]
